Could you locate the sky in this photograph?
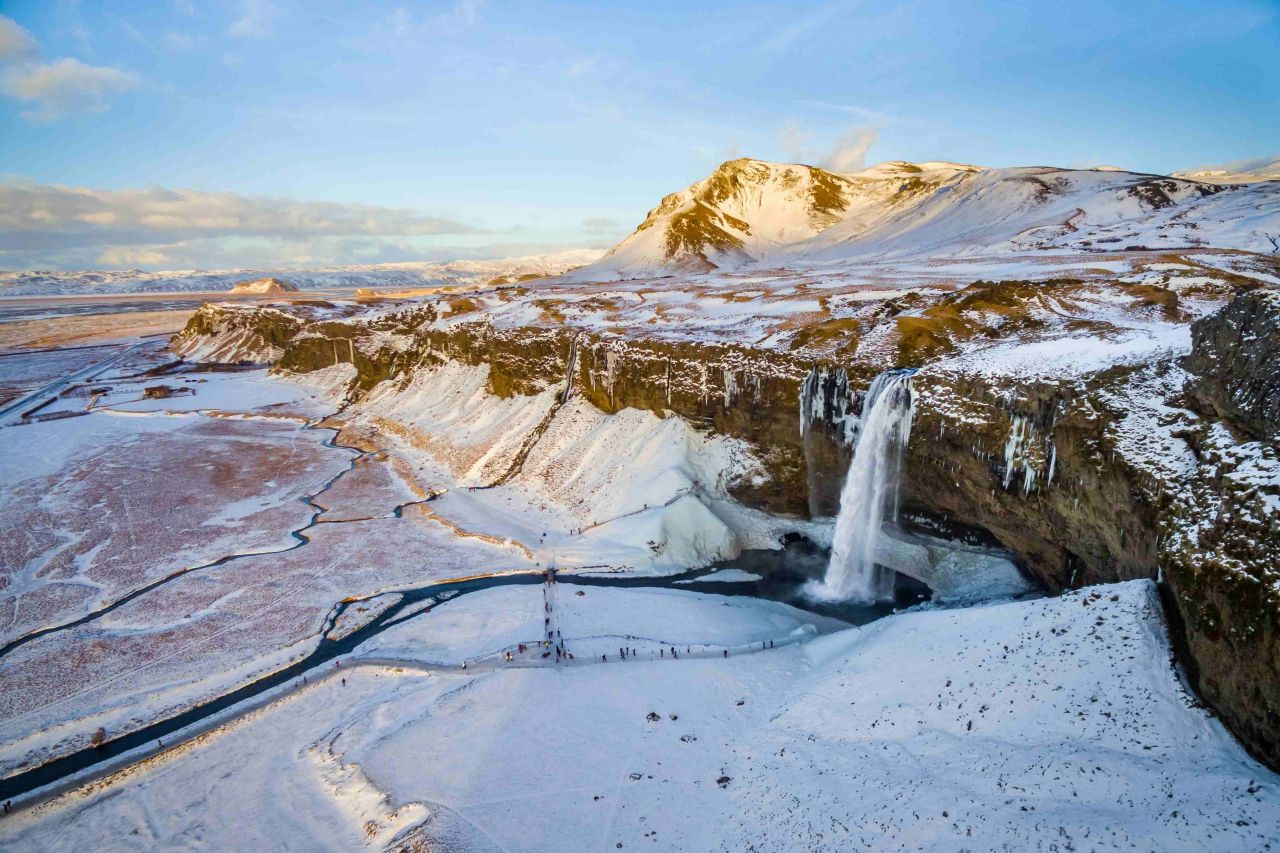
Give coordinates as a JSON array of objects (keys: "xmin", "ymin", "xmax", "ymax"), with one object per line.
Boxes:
[{"xmin": 1, "ymin": 0, "xmax": 1277, "ymax": 271}]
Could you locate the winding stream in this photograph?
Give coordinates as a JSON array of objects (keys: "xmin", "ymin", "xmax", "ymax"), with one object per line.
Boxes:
[
  {"xmin": 0, "ymin": 359, "xmax": 908, "ymax": 808},
  {"xmin": 0, "ymin": 562, "xmax": 899, "ymax": 806}
]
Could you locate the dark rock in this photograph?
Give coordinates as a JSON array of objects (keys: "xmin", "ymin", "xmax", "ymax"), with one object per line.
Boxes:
[{"xmin": 1185, "ymin": 288, "xmax": 1280, "ymax": 441}]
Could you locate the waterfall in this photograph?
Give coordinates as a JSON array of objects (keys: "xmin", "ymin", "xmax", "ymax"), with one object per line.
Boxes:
[{"xmin": 808, "ymin": 369, "xmax": 917, "ymax": 603}]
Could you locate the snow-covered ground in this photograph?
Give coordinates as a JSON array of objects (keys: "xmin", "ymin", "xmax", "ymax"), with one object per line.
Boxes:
[
  {"xmin": 341, "ymin": 360, "xmax": 773, "ymax": 574},
  {"xmin": 3, "ymin": 580, "xmax": 1275, "ymax": 851}
]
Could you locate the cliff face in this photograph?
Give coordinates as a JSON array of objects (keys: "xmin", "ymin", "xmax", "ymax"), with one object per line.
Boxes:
[
  {"xmin": 1185, "ymin": 289, "xmax": 1280, "ymax": 441},
  {"xmin": 173, "ymin": 286, "xmax": 1280, "ymax": 768},
  {"xmin": 1174, "ymin": 290, "xmax": 1280, "ymax": 767}
]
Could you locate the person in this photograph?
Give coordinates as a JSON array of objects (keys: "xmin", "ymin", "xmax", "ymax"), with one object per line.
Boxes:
[
  {"xmin": 602, "ymin": 654, "xmax": 607, "ymax": 662},
  {"xmin": 342, "ymin": 677, "xmax": 346, "ymax": 686},
  {"xmin": 723, "ymin": 649, "xmax": 728, "ymax": 658},
  {"xmin": 462, "ymin": 660, "xmax": 467, "ymax": 670},
  {"xmin": 769, "ymin": 640, "xmax": 774, "ymax": 649}
]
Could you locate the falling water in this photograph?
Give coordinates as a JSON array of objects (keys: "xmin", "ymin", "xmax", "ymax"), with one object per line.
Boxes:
[{"xmin": 808, "ymin": 369, "xmax": 917, "ymax": 602}]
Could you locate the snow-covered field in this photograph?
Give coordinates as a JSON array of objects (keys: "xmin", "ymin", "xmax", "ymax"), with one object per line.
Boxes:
[{"xmin": 3, "ymin": 581, "xmax": 1275, "ymax": 851}]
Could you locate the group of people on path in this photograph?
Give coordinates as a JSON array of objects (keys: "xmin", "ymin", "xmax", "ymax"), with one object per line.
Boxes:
[
  {"xmin": 482, "ymin": 568, "xmax": 785, "ymax": 670},
  {"xmin": 542, "ymin": 568, "xmax": 572, "ymax": 663}
]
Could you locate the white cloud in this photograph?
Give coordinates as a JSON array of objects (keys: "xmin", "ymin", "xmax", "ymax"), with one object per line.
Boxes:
[
  {"xmin": 387, "ymin": 6, "xmax": 413, "ymax": 35},
  {"xmin": 0, "ymin": 178, "xmax": 483, "ymax": 245},
  {"xmin": 97, "ymin": 246, "xmax": 172, "ymax": 268},
  {"xmin": 1, "ymin": 234, "xmax": 595, "ymax": 272},
  {"xmin": 164, "ymin": 31, "xmax": 198, "ymax": 51},
  {"xmin": 0, "ymin": 177, "xmax": 489, "ymax": 269},
  {"xmin": 823, "ymin": 128, "xmax": 879, "ymax": 172},
  {"xmin": 379, "ymin": 0, "xmax": 483, "ymax": 36},
  {"xmin": 758, "ymin": 2, "xmax": 850, "ymax": 55},
  {"xmin": 567, "ymin": 56, "xmax": 598, "ymax": 77},
  {"xmin": 228, "ymin": 0, "xmax": 277, "ymax": 39},
  {"xmin": 0, "ymin": 16, "xmax": 37, "ymax": 62},
  {"xmin": 3, "ymin": 58, "xmax": 140, "ymax": 123},
  {"xmin": 580, "ymin": 217, "xmax": 621, "ymax": 234},
  {"xmin": 0, "ymin": 15, "xmax": 141, "ymax": 123},
  {"xmin": 450, "ymin": 0, "xmax": 485, "ymax": 26},
  {"xmin": 779, "ymin": 124, "xmax": 879, "ymax": 173}
]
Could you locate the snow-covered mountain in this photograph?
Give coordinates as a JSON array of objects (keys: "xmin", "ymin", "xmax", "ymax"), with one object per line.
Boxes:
[
  {"xmin": 228, "ymin": 277, "xmax": 300, "ymax": 294},
  {"xmin": 1173, "ymin": 154, "xmax": 1280, "ymax": 184},
  {"xmin": 583, "ymin": 158, "xmax": 980, "ymax": 278},
  {"xmin": 0, "ymin": 249, "xmax": 602, "ymax": 298},
  {"xmin": 575, "ymin": 158, "xmax": 1280, "ymax": 280}
]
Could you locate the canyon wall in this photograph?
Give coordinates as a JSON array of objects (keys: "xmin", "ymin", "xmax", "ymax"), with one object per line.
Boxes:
[{"xmin": 173, "ymin": 291, "xmax": 1280, "ymax": 766}]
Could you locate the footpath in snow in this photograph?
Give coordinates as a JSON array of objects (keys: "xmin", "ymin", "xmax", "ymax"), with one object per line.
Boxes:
[{"xmin": 3, "ymin": 580, "xmax": 1277, "ymax": 851}]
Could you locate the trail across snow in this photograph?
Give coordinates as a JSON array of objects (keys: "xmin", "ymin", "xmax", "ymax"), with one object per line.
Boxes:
[{"xmin": 3, "ymin": 581, "xmax": 1277, "ymax": 851}]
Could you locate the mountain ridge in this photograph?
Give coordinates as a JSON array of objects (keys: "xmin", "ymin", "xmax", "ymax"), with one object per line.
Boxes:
[{"xmin": 574, "ymin": 157, "xmax": 1280, "ymax": 280}]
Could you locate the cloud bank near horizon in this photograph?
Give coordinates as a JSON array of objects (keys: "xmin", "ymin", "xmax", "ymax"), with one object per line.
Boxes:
[{"xmin": 0, "ymin": 176, "xmax": 608, "ymax": 271}]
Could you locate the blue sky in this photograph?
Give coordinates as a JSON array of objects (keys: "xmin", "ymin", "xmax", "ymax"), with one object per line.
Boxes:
[{"xmin": 1, "ymin": 0, "xmax": 1277, "ymax": 270}]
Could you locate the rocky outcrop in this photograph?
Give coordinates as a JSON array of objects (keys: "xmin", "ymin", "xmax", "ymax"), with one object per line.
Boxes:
[
  {"xmin": 1185, "ymin": 288, "xmax": 1280, "ymax": 440},
  {"xmin": 229, "ymin": 277, "xmax": 300, "ymax": 294},
  {"xmin": 172, "ymin": 304, "xmax": 303, "ymax": 363}
]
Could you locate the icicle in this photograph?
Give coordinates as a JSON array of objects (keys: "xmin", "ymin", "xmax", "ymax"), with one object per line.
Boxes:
[
  {"xmin": 560, "ymin": 335, "xmax": 579, "ymax": 403},
  {"xmin": 723, "ymin": 368, "xmax": 738, "ymax": 410},
  {"xmin": 604, "ymin": 349, "xmax": 618, "ymax": 406}
]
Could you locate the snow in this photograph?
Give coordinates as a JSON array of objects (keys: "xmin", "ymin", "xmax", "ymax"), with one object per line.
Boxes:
[
  {"xmin": 925, "ymin": 323, "xmax": 1192, "ymax": 381},
  {"xmin": 675, "ymin": 568, "xmax": 762, "ymax": 584},
  {"xmin": 1173, "ymin": 155, "xmax": 1280, "ymax": 184},
  {"xmin": 344, "ymin": 363, "xmax": 766, "ymax": 574},
  {"xmin": 99, "ymin": 367, "xmax": 343, "ymax": 419},
  {"xmin": 570, "ymin": 158, "xmax": 1280, "ymax": 281},
  {"xmin": 5, "ymin": 580, "xmax": 1276, "ymax": 851},
  {"xmin": 0, "ymin": 249, "xmax": 603, "ymax": 297}
]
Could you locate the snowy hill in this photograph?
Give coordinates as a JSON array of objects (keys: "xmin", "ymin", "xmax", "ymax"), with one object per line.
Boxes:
[
  {"xmin": 1174, "ymin": 154, "xmax": 1280, "ymax": 184},
  {"xmin": 0, "ymin": 249, "xmax": 602, "ymax": 298},
  {"xmin": 228, "ymin": 277, "xmax": 300, "ymax": 294},
  {"xmin": 575, "ymin": 159, "xmax": 1280, "ymax": 280},
  {"xmin": 583, "ymin": 158, "xmax": 979, "ymax": 278}
]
